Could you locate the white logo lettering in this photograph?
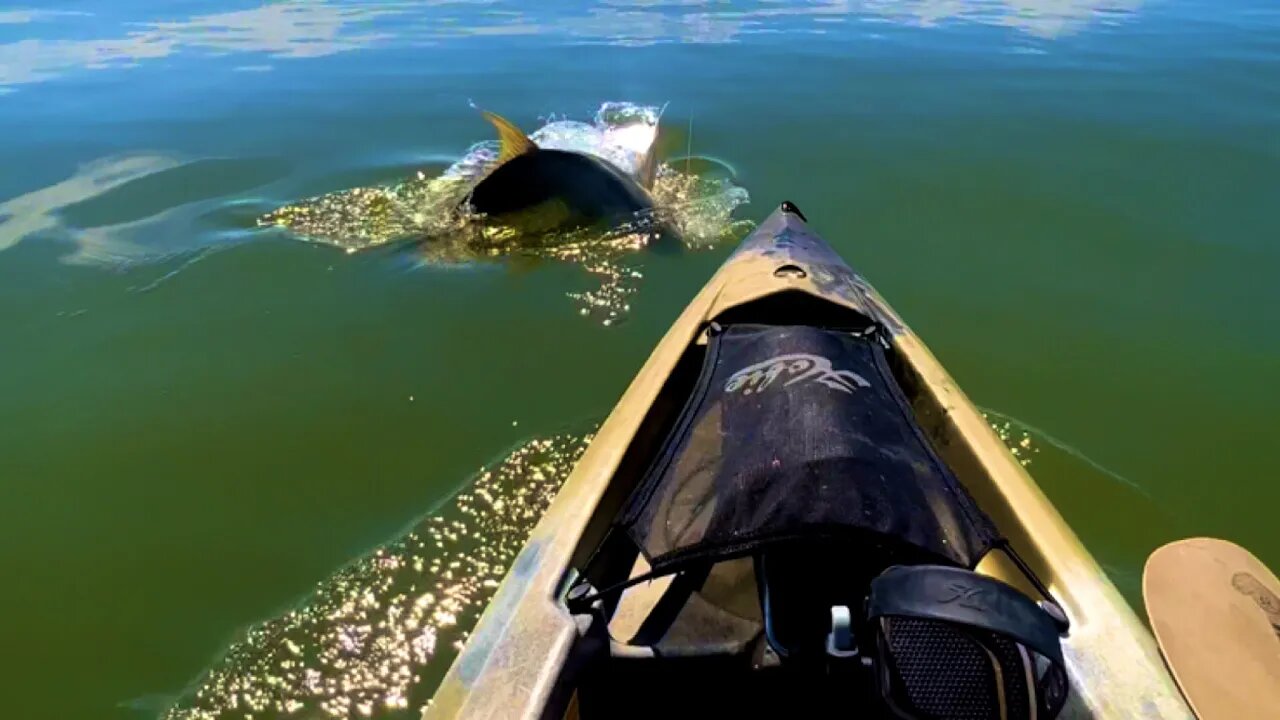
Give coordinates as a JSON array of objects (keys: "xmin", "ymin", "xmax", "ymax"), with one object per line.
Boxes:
[{"xmin": 724, "ymin": 354, "xmax": 871, "ymax": 395}]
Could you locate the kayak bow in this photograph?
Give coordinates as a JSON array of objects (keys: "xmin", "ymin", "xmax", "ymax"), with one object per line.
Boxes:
[{"xmin": 425, "ymin": 203, "xmax": 1193, "ymax": 720}]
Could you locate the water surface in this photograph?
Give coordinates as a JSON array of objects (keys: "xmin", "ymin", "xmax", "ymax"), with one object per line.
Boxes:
[{"xmin": 1, "ymin": 2, "xmax": 1277, "ymax": 718}]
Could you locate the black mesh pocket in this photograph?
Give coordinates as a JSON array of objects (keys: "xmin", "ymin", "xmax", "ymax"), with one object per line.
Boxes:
[{"xmin": 618, "ymin": 324, "xmax": 1000, "ymax": 574}]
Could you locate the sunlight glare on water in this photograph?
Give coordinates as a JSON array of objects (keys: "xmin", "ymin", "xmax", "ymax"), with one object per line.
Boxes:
[{"xmin": 163, "ymin": 433, "xmax": 593, "ymax": 720}]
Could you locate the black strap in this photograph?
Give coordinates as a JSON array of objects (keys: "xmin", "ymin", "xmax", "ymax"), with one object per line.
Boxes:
[
  {"xmin": 996, "ymin": 539, "xmax": 1071, "ymax": 632},
  {"xmin": 867, "ymin": 564, "xmax": 1065, "ymax": 666},
  {"xmin": 627, "ymin": 564, "xmax": 712, "ymax": 646},
  {"xmin": 567, "ymin": 563, "xmax": 672, "ymax": 614}
]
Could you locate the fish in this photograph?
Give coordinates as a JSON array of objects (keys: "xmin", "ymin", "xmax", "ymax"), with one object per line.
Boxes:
[
  {"xmin": 259, "ymin": 106, "xmax": 672, "ymax": 255},
  {"xmin": 461, "ymin": 110, "xmax": 664, "ymax": 242},
  {"xmin": 257, "ymin": 102, "xmax": 751, "ymax": 323}
]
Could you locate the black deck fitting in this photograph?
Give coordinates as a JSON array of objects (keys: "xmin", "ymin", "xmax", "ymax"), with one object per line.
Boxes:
[{"xmin": 779, "ymin": 201, "xmax": 808, "ymax": 222}]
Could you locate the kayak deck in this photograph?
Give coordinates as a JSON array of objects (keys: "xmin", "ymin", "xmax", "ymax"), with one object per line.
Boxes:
[{"xmin": 425, "ymin": 204, "xmax": 1192, "ymax": 719}]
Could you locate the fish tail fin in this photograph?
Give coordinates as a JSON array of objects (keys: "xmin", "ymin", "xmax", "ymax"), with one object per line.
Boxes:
[{"xmin": 480, "ymin": 111, "xmax": 538, "ymax": 164}]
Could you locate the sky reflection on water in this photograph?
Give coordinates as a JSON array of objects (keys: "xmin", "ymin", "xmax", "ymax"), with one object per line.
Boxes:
[{"xmin": 0, "ymin": 0, "xmax": 1142, "ymax": 92}]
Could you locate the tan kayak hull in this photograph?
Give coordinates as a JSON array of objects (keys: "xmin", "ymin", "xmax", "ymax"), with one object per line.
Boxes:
[{"xmin": 425, "ymin": 206, "xmax": 1192, "ymax": 720}]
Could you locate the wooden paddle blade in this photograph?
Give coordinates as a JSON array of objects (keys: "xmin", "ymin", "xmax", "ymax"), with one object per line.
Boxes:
[{"xmin": 1143, "ymin": 537, "xmax": 1280, "ymax": 719}]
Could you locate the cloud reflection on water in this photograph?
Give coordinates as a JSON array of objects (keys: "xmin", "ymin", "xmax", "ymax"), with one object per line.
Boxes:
[
  {"xmin": 0, "ymin": 153, "xmax": 285, "ymax": 265},
  {"xmin": 863, "ymin": 0, "xmax": 1141, "ymax": 38},
  {"xmin": 0, "ymin": 2, "xmax": 411, "ymax": 88},
  {"xmin": 0, "ymin": 0, "xmax": 1142, "ymax": 91},
  {"xmin": 0, "ymin": 9, "xmax": 91, "ymax": 25},
  {"xmin": 0, "ymin": 153, "xmax": 181, "ymax": 262}
]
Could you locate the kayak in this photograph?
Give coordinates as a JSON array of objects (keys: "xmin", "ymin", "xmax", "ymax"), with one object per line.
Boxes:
[{"xmin": 424, "ymin": 202, "xmax": 1194, "ymax": 719}]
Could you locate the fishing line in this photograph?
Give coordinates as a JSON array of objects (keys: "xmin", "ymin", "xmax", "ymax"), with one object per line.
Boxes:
[
  {"xmin": 127, "ymin": 245, "xmax": 224, "ymax": 294},
  {"xmin": 978, "ymin": 405, "xmax": 1151, "ymax": 497},
  {"xmin": 686, "ymin": 116, "xmax": 693, "ymax": 175}
]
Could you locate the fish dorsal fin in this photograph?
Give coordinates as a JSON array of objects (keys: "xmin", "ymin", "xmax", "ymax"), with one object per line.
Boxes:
[{"xmin": 482, "ymin": 111, "xmax": 538, "ymax": 164}]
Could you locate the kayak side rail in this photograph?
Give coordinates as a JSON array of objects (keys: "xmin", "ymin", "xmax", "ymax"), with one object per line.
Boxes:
[{"xmin": 865, "ymin": 289, "xmax": 1192, "ymax": 719}]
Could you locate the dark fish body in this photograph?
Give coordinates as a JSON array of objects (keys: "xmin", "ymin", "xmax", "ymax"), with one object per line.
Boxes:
[
  {"xmin": 465, "ymin": 149, "xmax": 653, "ymax": 231},
  {"xmin": 458, "ymin": 111, "xmax": 668, "ymax": 242}
]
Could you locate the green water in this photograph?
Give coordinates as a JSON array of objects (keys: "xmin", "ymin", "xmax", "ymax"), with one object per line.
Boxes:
[{"xmin": 1, "ymin": 2, "xmax": 1278, "ymax": 718}]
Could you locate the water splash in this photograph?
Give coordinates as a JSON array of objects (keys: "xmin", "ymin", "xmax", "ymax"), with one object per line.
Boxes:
[
  {"xmin": 161, "ymin": 433, "xmax": 592, "ymax": 720},
  {"xmin": 259, "ymin": 102, "xmax": 752, "ymax": 324},
  {"xmin": 259, "ymin": 102, "xmax": 722, "ymax": 253}
]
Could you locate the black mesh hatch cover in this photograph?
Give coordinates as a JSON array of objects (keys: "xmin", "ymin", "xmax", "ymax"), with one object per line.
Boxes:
[{"xmin": 619, "ymin": 324, "xmax": 999, "ymax": 573}]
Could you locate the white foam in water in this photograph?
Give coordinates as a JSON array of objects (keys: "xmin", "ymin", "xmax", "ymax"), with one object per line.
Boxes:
[{"xmin": 440, "ymin": 103, "xmax": 660, "ymax": 192}]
